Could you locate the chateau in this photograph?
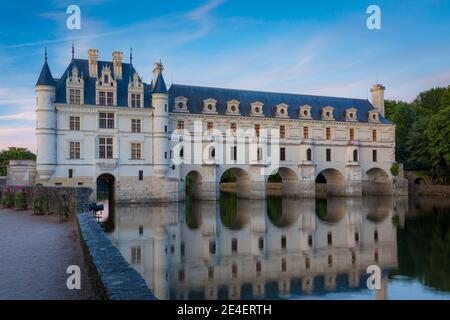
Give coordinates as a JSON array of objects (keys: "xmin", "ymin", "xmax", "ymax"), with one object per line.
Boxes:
[{"xmin": 34, "ymin": 48, "xmax": 405, "ymax": 203}]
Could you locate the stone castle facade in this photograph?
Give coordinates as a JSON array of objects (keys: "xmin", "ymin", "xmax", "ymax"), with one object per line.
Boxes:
[{"xmin": 33, "ymin": 48, "xmax": 405, "ymax": 203}]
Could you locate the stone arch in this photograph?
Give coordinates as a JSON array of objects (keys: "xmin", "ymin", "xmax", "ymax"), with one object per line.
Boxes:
[
  {"xmin": 220, "ymin": 167, "xmax": 252, "ymax": 199},
  {"xmin": 267, "ymin": 198, "xmax": 300, "ymax": 227},
  {"xmin": 315, "ymin": 197, "xmax": 347, "ymax": 223},
  {"xmin": 315, "ymin": 168, "xmax": 346, "ymax": 196},
  {"xmin": 363, "ymin": 167, "xmax": 392, "ymax": 195},
  {"xmin": 268, "ymin": 167, "xmax": 300, "ymax": 198},
  {"xmin": 96, "ymin": 173, "xmax": 115, "ymax": 232}
]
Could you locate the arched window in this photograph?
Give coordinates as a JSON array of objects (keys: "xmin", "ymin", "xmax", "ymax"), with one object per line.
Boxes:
[
  {"xmin": 306, "ymin": 148, "xmax": 312, "ymax": 161},
  {"xmin": 353, "ymin": 149, "xmax": 358, "ymax": 162},
  {"xmin": 179, "ymin": 147, "xmax": 184, "ymax": 159},
  {"xmin": 210, "ymin": 147, "xmax": 215, "ymax": 159}
]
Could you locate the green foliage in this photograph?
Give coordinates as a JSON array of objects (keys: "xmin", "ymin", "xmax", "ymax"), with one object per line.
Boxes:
[
  {"xmin": 59, "ymin": 203, "xmax": 70, "ymax": 222},
  {"xmin": 426, "ymin": 105, "xmax": 450, "ymax": 178},
  {"xmin": 32, "ymin": 194, "xmax": 48, "ymax": 215},
  {"xmin": 268, "ymin": 173, "xmax": 282, "ymax": 183},
  {"xmin": 220, "ymin": 170, "xmax": 236, "ymax": 183},
  {"xmin": 0, "ymin": 147, "xmax": 36, "ymax": 176},
  {"xmin": 390, "ymin": 163, "xmax": 399, "ymax": 177},
  {"xmin": 1, "ymin": 189, "xmax": 14, "ymax": 208},
  {"xmin": 14, "ymin": 190, "xmax": 27, "ymax": 210},
  {"xmin": 386, "ymin": 86, "xmax": 450, "ymax": 182}
]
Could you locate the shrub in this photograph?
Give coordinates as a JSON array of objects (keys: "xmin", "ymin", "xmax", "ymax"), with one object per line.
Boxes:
[
  {"xmin": 14, "ymin": 190, "xmax": 27, "ymax": 210},
  {"xmin": 390, "ymin": 163, "xmax": 400, "ymax": 177},
  {"xmin": 32, "ymin": 193, "xmax": 47, "ymax": 215},
  {"xmin": 1, "ymin": 188, "xmax": 13, "ymax": 208},
  {"xmin": 59, "ymin": 203, "xmax": 70, "ymax": 222}
]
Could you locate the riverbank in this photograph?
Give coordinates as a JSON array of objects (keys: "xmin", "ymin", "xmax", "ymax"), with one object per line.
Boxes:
[{"xmin": 0, "ymin": 209, "xmax": 94, "ymax": 299}]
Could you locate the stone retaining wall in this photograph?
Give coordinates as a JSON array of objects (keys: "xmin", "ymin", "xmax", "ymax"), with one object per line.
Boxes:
[
  {"xmin": 76, "ymin": 213, "xmax": 155, "ymax": 300},
  {"xmin": 413, "ymin": 184, "xmax": 450, "ymax": 197}
]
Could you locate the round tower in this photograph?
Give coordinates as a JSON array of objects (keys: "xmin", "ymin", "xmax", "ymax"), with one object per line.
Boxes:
[
  {"xmin": 152, "ymin": 61, "xmax": 170, "ymax": 177},
  {"xmin": 35, "ymin": 50, "xmax": 57, "ymax": 181}
]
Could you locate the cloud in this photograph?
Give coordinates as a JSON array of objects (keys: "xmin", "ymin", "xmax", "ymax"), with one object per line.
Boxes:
[
  {"xmin": 0, "ymin": 112, "xmax": 35, "ymax": 121},
  {"xmin": 187, "ymin": 0, "xmax": 225, "ymax": 20},
  {"xmin": 0, "ymin": 127, "xmax": 35, "ymax": 152}
]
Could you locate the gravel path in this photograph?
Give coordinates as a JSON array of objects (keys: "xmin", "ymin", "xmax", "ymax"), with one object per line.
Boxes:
[{"xmin": 0, "ymin": 209, "xmax": 94, "ymax": 300}]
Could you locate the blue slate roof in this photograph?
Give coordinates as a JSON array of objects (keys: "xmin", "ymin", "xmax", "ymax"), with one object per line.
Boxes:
[
  {"xmin": 152, "ymin": 72, "xmax": 167, "ymax": 94},
  {"xmin": 168, "ymin": 84, "xmax": 392, "ymax": 124},
  {"xmin": 54, "ymin": 58, "xmax": 153, "ymax": 108},
  {"xmin": 36, "ymin": 61, "xmax": 55, "ymax": 86}
]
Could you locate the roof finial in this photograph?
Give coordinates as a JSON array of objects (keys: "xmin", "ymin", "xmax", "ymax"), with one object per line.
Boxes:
[
  {"xmin": 130, "ymin": 47, "xmax": 133, "ymax": 65},
  {"xmin": 44, "ymin": 47, "xmax": 48, "ymax": 62},
  {"xmin": 71, "ymin": 41, "xmax": 75, "ymax": 59}
]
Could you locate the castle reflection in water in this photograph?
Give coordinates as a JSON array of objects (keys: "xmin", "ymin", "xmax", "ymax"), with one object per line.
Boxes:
[{"xmin": 106, "ymin": 196, "xmax": 408, "ymax": 300}]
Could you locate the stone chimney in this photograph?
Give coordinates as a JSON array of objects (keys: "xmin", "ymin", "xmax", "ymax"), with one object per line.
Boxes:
[
  {"xmin": 88, "ymin": 49, "xmax": 99, "ymax": 78},
  {"xmin": 112, "ymin": 51, "xmax": 123, "ymax": 80},
  {"xmin": 153, "ymin": 60, "xmax": 164, "ymax": 88},
  {"xmin": 370, "ymin": 84, "xmax": 386, "ymax": 117}
]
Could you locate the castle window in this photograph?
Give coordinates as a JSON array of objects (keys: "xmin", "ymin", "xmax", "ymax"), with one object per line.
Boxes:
[
  {"xmin": 139, "ymin": 170, "xmax": 143, "ymax": 181},
  {"xmin": 131, "ymin": 246, "xmax": 141, "ymax": 265},
  {"xmin": 258, "ymin": 236, "xmax": 264, "ymax": 251},
  {"xmin": 131, "ymin": 119, "xmax": 141, "ymax": 133},
  {"xmin": 99, "ymin": 137, "xmax": 113, "ymax": 159},
  {"xmin": 178, "ymin": 269, "xmax": 185, "ymax": 282},
  {"xmin": 303, "ymin": 127, "xmax": 309, "ymax": 138},
  {"xmin": 299, "ymin": 104, "xmax": 312, "ymax": 119},
  {"xmin": 179, "ymin": 148, "xmax": 184, "ymax": 158},
  {"xmin": 328, "ymin": 255, "xmax": 333, "ymax": 267},
  {"xmin": 346, "ymin": 108, "xmax": 357, "ymax": 121},
  {"xmin": 281, "ymin": 258, "xmax": 287, "ymax": 272},
  {"xmin": 69, "ymin": 142, "xmax": 80, "ymax": 159},
  {"xmin": 177, "ymin": 121, "xmax": 184, "ymax": 130},
  {"xmin": 352, "ymin": 251, "xmax": 356, "ymax": 265},
  {"xmin": 69, "ymin": 116, "xmax": 80, "ymax": 131},
  {"xmin": 207, "ymin": 122, "xmax": 213, "ymax": 134},
  {"xmin": 99, "ymin": 112, "xmax": 114, "ymax": 129},
  {"xmin": 69, "ymin": 89, "xmax": 81, "ymax": 105},
  {"xmin": 326, "ymin": 127, "xmax": 331, "ymax": 140},
  {"xmin": 353, "ymin": 149, "xmax": 358, "ymax": 162},
  {"xmin": 226, "ymin": 99, "xmax": 240, "ymax": 115},
  {"xmin": 232, "ymin": 146, "xmax": 237, "ymax": 161},
  {"xmin": 250, "ymin": 101, "xmax": 264, "ymax": 116},
  {"xmin": 131, "ymin": 93, "xmax": 141, "ymax": 108},
  {"xmin": 210, "ymin": 148, "xmax": 215, "ymax": 159},
  {"xmin": 372, "ymin": 149, "xmax": 378, "ymax": 162},
  {"xmin": 209, "ymin": 240, "xmax": 216, "ymax": 255},
  {"xmin": 305, "ymin": 257, "xmax": 310, "ymax": 269},
  {"xmin": 99, "ymin": 91, "xmax": 106, "ymax": 105},
  {"xmin": 280, "ymin": 147, "xmax": 286, "ymax": 161},
  {"xmin": 104, "ymin": 75, "xmax": 109, "ymax": 84},
  {"xmin": 68, "ymin": 169, "xmax": 73, "ymax": 179},
  {"xmin": 257, "ymin": 148, "xmax": 262, "ymax": 161},
  {"xmin": 256, "ymin": 261, "xmax": 262, "ymax": 274},
  {"xmin": 255, "ymin": 124, "xmax": 260, "ymax": 137},
  {"xmin": 203, "ymin": 98, "xmax": 217, "ymax": 114},
  {"xmin": 208, "ymin": 267, "xmax": 214, "ymax": 279},
  {"xmin": 372, "ymin": 130, "xmax": 377, "ymax": 141},
  {"xmin": 322, "ymin": 106, "xmax": 334, "ymax": 120},
  {"xmin": 306, "ymin": 148, "xmax": 312, "ymax": 161},
  {"xmin": 327, "ymin": 232, "xmax": 332, "ymax": 246},
  {"xmin": 326, "ymin": 148, "xmax": 331, "ymax": 162},
  {"xmin": 374, "ymin": 230, "xmax": 379, "ymax": 243},
  {"xmin": 131, "ymin": 143, "xmax": 142, "ymax": 160},
  {"xmin": 232, "ymin": 264, "xmax": 238, "ymax": 278},
  {"xmin": 280, "ymin": 125, "xmax": 286, "ymax": 138},
  {"xmin": 230, "ymin": 122, "xmax": 236, "ymax": 134},
  {"xmin": 281, "ymin": 235, "xmax": 287, "ymax": 249},
  {"xmin": 355, "ymin": 232, "xmax": 359, "ymax": 243},
  {"xmin": 349, "ymin": 128, "xmax": 355, "ymax": 140},
  {"xmin": 107, "ymin": 92, "xmax": 113, "ymax": 106},
  {"xmin": 232, "ymin": 238, "xmax": 238, "ymax": 253},
  {"xmin": 276, "ymin": 103, "xmax": 289, "ymax": 117},
  {"xmin": 308, "ymin": 234, "xmax": 313, "ymax": 247}
]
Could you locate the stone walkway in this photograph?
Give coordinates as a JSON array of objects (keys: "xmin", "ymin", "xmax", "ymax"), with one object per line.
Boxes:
[{"xmin": 0, "ymin": 209, "xmax": 94, "ymax": 300}]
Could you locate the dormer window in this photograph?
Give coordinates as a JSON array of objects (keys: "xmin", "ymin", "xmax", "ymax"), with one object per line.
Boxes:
[
  {"xmin": 368, "ymin": 110, "xmax": 380, "ymax": 122},
  {"xmin": 96, "ymin": 65, "xmax": 116, "ymax": 106},
  {"xmin": 203, "ymin": 98, "xmax": 217, "ymax": 114},
  {"xmin": 250, "ymin": 101, "xmax": 264, "ymax": 117},
  {"xmin": 174, "ymin": 96, "xmax": 188, "ymax": 113},
  {"xmin": 226, "ymin": 99, "xmax": 240, "ymax": 115},
  {"xmin": 346, "ymin": 108, "xmax": 358, "ymax": 121},
  {"xmin": 66, "ymin": 65, "xmax": 84, "ymax": 105},
  {"xmin": 299, "ymin": 105, "xmax": 312, "ymax": 119},
  {"xmin": 128, "ymin": 72, "xmax": 144, "ymax": 108},
  {"xmin": 321, "ymin": 106, "xmax": 334, "ymax": 120},
  {"xmin": 276, "ymin": 103, "xmax": 289, "ymax": 118}
]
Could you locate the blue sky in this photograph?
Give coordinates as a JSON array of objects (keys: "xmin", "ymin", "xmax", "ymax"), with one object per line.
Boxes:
[{"xmin": 0, "ymin": 0, "xmax": 449, "ymax": 151}]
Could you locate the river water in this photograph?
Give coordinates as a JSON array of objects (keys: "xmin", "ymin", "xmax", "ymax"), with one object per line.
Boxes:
[{"xmin": 104, "ymin": 195, "xmax": 450, "ymax": 300}]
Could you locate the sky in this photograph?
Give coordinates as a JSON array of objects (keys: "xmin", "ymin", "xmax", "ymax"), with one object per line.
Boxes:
[{"xmin": 0, "ymin": 0, "xmax": 449, "ymax": 151}]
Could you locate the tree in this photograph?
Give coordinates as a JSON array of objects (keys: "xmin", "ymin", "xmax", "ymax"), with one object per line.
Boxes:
[
  {"xmin": 391, "ymin": 102, "xmax": 416, "ymax": 166},
  {"xmin": 413, "ymin": 87, "xmax": 447, "ymax": 117},
  {"xmin": 426, "ymin": 105, "xmax": 450, "ymax": 181},
  {"xmin": 0, "ymin": 147, "xmax": 36, "ymax": 176}
]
